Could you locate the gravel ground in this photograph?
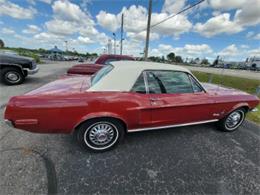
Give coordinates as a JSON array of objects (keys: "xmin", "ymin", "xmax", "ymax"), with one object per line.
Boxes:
[{"xmin": 0, "ymin": 61, "xmax": 260, "ymax": 194}]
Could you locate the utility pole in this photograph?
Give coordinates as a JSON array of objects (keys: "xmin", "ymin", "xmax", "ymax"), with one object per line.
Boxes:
[
  {"xmin": 113, "ymin": 33, "xmax": 116, "ymax": 54},
  {"xmin": 120, "ymin": 13, "xmax": 124, "ymax": 55},
  {"xmin": 64, "ymin": 40, "xmax": 68, "ymax": 52},
  {"xmin": 144, "ymin": 0, "xmax": 152, "ymax": 60}
]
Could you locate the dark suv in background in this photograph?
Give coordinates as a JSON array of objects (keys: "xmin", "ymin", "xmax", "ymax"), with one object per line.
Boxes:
[{"xmin": 0, "ymin": 53, "xmax": 39, "ymax": 85}]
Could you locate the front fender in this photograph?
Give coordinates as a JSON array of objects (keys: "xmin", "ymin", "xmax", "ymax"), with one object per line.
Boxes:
[{"xmin": 224, "ymin": 102, "xmax": 249, "ymax": 117}]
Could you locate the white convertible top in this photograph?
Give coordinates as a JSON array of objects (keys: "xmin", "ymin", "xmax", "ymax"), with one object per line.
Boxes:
[{"xmin": 88, "ymin": 60, "xmax": 192, "ymax": 92}]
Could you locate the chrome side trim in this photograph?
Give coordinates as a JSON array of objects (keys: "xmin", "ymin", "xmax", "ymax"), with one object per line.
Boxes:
[{"xmin": 128, "ymin": 119, "xmax": 219, "ymax": 132}]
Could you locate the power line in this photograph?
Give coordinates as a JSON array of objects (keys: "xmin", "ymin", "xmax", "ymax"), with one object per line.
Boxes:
[
  {"xmin": 150, "ymin": 0, "xmax": 205, "ymax": 29},
  {"xmin": 142, "ymin": 0, "xmax": 205, "ymax": 58}
]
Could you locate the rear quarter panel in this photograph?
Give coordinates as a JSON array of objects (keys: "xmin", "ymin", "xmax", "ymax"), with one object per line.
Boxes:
[{"xmin": 5, "ymin": 92, "xmax": 150, "ymax": 133}]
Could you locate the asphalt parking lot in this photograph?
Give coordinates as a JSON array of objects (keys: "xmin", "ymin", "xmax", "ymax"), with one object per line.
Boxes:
[{"xmin": 0, "ymin": 61, "xmax": 260, "ymax": 194}]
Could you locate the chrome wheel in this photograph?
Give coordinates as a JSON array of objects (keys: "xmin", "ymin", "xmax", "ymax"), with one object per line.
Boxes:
[
  {"xmin": 5, "ymin": 71, "xmax": 21, "ymax": 83},
  {"xmin": 84, "ymin": 122, "xmax": 119, "ymax": 150},
  {"xmin": 225, "ymin": 110, "xmax": 244, "ymax": 131}
]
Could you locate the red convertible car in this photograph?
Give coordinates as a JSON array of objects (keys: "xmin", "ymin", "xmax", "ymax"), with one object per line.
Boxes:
[
  {"xmin": 4, "ymin": 61, "xmax": 259, "ymax": 151},
  {"xmin": 67, "ymin": 54, "xmax": 134, "ymax": 75}
]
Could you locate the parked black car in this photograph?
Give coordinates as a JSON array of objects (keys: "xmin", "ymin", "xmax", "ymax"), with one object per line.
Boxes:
[{"xmin": 0, "ymin": 53, "xmax": 39, "ymax": 85}]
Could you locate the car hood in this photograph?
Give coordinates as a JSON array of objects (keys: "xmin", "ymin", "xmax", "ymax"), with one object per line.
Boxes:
[
  {"xmin": 202, "ymin": 83, "xmax": 249, "ymax": 96},
  {"xmin": 25, "ymin": 75, "xmax": 91, "ymax": 96},
  {"xmin": 0, "ymin": 53, "xmax": 34, "ymax": 64}
]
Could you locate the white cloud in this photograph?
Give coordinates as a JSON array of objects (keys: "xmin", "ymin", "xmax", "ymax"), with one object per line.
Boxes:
[
  {"xmin": 39, "ymin": 0, "xmax": 52, "ymax": 3},
  {"xmin": 77, "ymin": 36, "xmax": 94, "ymax": 44},
  {"xmin": 127, "ymin": 31, "xmax": 159, "ymax": 41},
  {"xmin": 151, "ymin": 13, "xmax": 192, "ymax": 37},
  {"xmin": 183, "ymin": 44, "xmax": 213, "ymax": 55},
  {"xmin": 52, "ymin": 0, "xmax": 93, "ymax": 24},
  {"xmin": 44, "ymin": 0, "xmax": 107, "ymax": 41},
  {"xmin": 209, "ymin": 0, "xmax": 246, "ymax": 10},
  {"xmin": 27, "ymin": 0, "xmax": 52, "ymax": 4},
  {"xmin": 96, "ymin": 11, "xmax": 119, "ymax": 32},
  {"xmin": 96, "ymin": 4, "xmax": 192, "ymax": 39},
  {"xmin": 0, "ymin": 0, "xmax": 37, "ymax": 19},
  {"xmin": 161, "ymin": 0, "xmax": 186, "ymax": 14},
  {"xmin": 45, "ymin": 19, "xmax": 78, "ymax": 36},
  {"xmin": 22, "ymin": 25, "xmax": 41, "ymax": 34},
  {"xmin": 248, "ymin": 48, "xmax": 260, "ymax": 56},
  {"xmin": 246, "ymin": 31, "xmax": 260, "ymax": 40},
  {"xmin": 234, "ymin": 1, "xmax": 260, "ymax": 26},
  {"xmin": 1, "ymin": 27, "xmax": 15, "ymax": 34},
  {"xmin": 194, "ymin": 13, "xmax": 243, "ymax": 37},
  {"xmin": 150, "ymin": 43, "xmax": 213, "ymax": 58},
  {"xmin": 195, "ymin": 0, "xmax": 260, "ymax": 37},
  {"xmin": 218, "ymin": 44, "xmax": 239, "ymax": 57}
]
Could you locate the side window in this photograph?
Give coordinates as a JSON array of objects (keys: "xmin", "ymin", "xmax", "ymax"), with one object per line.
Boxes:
[
  {"xmin": 147, "ymin": 72, "xmax": 163, "ymax": 94},
  {"xmin": 147, "ymin": 70, "xmax": 194, "ymax": 94},
  {"xmin": 131, "ymin": 73, "xmax": 146, "ymax": 94},
  {"xmin": 189, "ymin": 75, "xmax": 203, "ymax": 93}
]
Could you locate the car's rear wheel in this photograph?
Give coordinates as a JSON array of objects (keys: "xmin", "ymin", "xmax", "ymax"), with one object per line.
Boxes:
[
  {"xmin": 217, "ymin": 108, "xmax": 246, "ymax": 132},
  {"xmin": 76, "ymin": 118, "xmax": 125, "ymax": 152},
  {"xmin": 1, "ymin": 67, "xmax": 25, "ymax": 85}
]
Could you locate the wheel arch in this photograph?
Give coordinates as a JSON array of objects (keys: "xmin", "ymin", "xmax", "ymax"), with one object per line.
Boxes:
[
  {"xmin": 224, "ymin": 103, "xmax": 249, "ymax": 118},
  {"xmin": 0, "ymin": 64, "xmax": 25, "ymax": 74},
  {"xmin": 73, "ymin": 113, "xmax": 128, "ymax": 134}
]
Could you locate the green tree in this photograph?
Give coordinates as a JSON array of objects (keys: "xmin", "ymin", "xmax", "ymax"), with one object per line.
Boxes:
[
  {"xmin": 0, "ymin": 39, "xmax": 4, "ymax": 48},
  {"xmin": 167, "ymin": 52, "xmax": 175, "ymax": 62},
  {"xmin": 161, "ymin": 56, "xmax": 165, "ymax": 62},
  {"xmin": 201, "ymin": 58, "xmax": 209, "ymax": 65},
  {"xmin": 175, "ymin": 56, "xmax": 183, "ymax": 63}
]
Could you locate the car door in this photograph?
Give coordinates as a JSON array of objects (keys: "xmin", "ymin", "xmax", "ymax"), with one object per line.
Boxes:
[
  {"xmin": 145, "ymin": 70, "xmax": 216, "ymax": 126},
  {"xmin": 129, "ymin": 72, "xmax": 153, "ymax": 129}
]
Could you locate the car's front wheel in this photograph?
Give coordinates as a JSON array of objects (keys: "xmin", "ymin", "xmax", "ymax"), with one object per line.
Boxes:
[
  {"xmin": 1, "ymin": 67, "xmax": 25, "ymax": 85},
  {"xmin": 218, "ymin": 108, "xmax": 246, "ymax": 132},
  {"xmin": 76, "ymin": 118, "xmax": 125, "ymax": 152}
]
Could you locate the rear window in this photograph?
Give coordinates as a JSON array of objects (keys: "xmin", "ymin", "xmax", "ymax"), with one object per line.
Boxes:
[{"xmin": 91, "ymin": 65, "xmax": 113, "ymax": 86}]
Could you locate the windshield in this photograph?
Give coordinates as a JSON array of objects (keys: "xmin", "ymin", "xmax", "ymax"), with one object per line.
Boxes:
[{"xmin": 91, "ymin": 65, "xmax": 114, "ymax": 86}]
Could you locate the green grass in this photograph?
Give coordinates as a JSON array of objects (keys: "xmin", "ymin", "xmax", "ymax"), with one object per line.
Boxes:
[{"xmin": 192, "ymin": 71, "xmax": 260, "ymax": 124}]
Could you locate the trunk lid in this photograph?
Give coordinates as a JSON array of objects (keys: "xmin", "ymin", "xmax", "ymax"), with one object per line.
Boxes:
[{"xmin": 25, "ymin": 75, "xmax": 91, "ymax": 96}]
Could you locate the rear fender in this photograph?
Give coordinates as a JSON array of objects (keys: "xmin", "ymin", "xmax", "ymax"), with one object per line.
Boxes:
[{"xmin": 73, "ymin": 112, "xmax": 128, "ymax": 132}]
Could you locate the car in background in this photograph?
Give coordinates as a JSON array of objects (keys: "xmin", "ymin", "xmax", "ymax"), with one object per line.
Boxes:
[
  {"xmin": 4, "ymin": 61, "xmax": 259, "ymax": 151},
  {"xmin": 0, "ymin": 53, "xmax": 39, "ymax": 85},
  {"xmin": 78, "ymin": 57, "xmax": 84, "ymax": 62},
  {"xmin": 67, "ymin": 54, "xmax": 135, "ymax": 75},
  {"xmin": 245, "ymin": 57, "xmax": 260, "ymax": 71}
]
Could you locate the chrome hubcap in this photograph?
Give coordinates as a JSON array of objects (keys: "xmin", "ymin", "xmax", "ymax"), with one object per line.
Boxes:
[
  {"xmin": 6, "ymin": 72, "xmax": 19, "ymax": 81},
  {"xmin": 88, "ymin": 123, "xmax": 115, "ymax": 145},
  {"xmin": 226, "ymin": 111, "xmax": 242, "ymax": 129}
]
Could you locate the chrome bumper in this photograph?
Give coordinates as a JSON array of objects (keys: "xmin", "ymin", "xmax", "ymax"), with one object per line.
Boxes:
[
  {"xmin": 4, "ymin": 119, "xmax": 14, "ymax": 127},
  {"xmin": 23, "ymin": 66, "xmax": 39, "ymax": 75}
]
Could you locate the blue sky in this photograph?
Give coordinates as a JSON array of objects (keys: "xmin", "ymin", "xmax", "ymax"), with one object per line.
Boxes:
[{"xmin": 0, "ymin": 0, "xmax": 259, "ymax": 62}]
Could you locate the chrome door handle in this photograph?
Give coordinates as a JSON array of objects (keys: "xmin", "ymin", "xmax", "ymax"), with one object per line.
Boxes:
[{"xmin": 150, "ymin": 97, "xmax": 160, "ymax": 101}]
